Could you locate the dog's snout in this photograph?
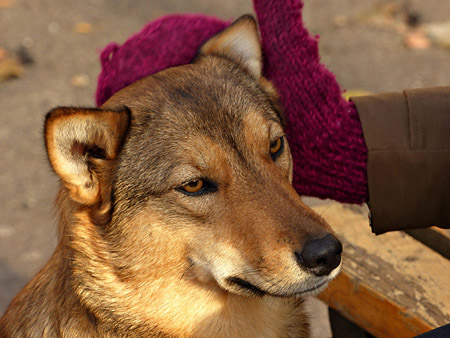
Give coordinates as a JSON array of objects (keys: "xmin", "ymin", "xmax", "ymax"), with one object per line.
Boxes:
[{"xmin": 295, "ymin": 234, "xmax": 342, "ymax": 276}]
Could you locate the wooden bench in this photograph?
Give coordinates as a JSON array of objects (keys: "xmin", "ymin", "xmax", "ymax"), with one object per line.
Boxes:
[{"xmin": 303, "ymin": 198, "xmax": 450, "ymax": 338}]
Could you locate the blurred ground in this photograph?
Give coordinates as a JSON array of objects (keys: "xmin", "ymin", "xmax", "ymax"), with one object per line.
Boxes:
[{"xmin": 1, "ymin": 0, "xmax": 449, "ymax": 333}]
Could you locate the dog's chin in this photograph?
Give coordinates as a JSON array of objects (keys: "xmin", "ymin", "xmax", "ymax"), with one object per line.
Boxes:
[
  {"xmin": 292, "ymin": 263, "xmax": 342, "ymax": 297},
  {"xmin": 220, "ymin": 273, "xmax": 338, "ymax": 298},
  {"xmin": 220, "ymin": 262, "xmax": 342, "ymax": 298},
  {"xmin": 292, "ymin": 279, "xmax": 330, "ymax": 297}
]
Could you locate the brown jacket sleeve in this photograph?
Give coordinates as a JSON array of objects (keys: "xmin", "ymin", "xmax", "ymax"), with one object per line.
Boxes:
[{"xmin": 351, "ymin": 86, "xmax": 450, "ymax": 234}]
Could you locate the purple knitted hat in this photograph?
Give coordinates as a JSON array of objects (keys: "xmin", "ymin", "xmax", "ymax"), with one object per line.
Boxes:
[
  {"xmin": 96, "ymin": 0, "xmax": 368, "ymax": 204},
  {"xmin": 96, "ymin": 14, "xmax": 228, "ymax": 106}
]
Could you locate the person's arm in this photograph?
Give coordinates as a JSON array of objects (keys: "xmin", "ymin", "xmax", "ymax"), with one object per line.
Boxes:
[{"xmin": 352, "ymin": 87, "xmax": 450, "ymax": 234}]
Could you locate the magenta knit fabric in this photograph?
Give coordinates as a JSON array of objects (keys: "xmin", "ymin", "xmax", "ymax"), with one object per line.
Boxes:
[
  {"xmin": 95, "ymin": 0, "xmax": 368, "ymax": 204},
  {"xmin": 96, "ymin": 14, "xmax": 228, "ymax": 106},
  {"xmin": 254, "ymin": 0, "xmax": 368, "ymax": 203}
]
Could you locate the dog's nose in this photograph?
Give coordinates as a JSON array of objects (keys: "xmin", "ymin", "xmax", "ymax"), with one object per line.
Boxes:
[{"xmin": 295, "ymin": 234, "xmax": 342, "ymax": 276}]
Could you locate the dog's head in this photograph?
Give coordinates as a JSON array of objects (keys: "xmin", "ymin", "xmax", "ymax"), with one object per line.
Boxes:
[{"xmin": 45, "ymin": 16, "xmax": 341, "ymax": 301}]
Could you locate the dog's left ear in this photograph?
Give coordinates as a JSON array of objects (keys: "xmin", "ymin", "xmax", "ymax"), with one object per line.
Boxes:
[
  {"xmin": 200, "ymin": 15, "xmax": 262, "ymax": 79},
  {"xmin": 45, "ymin": 107, "xmax": 130, "ymax": 205}
]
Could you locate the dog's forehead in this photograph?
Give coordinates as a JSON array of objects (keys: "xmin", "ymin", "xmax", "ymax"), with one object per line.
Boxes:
[{"xmin": 107, "ymin": 57, "xmax": 279, "ymax": 138}]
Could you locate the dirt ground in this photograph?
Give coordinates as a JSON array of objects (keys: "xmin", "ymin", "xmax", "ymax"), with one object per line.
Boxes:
[{"xmin": 1, "ymin": 0, "xmax": 449, "ymax": 333}]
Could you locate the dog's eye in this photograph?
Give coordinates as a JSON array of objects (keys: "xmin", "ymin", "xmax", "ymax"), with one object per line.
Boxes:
[
  {"xmin": 270, "ymin": 136, "xmax": 284, "ymax": 160},
  {"xmin": 177, "ymin": 179, "xmax": 217, "ymax": 196},
  {"xmin": 184, "ymin": 180, "xmax": 204, "ymax": 193}
]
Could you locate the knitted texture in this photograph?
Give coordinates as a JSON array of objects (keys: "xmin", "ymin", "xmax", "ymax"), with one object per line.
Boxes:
[
  {"xmin": 96, "ymin": 14, "xmax": 228, "ymax": 106},
  {"xmin": 95, "ymin": 0, "xmax": 368, "ymax": 204},
  {"xmin": 253, "ymin": 0, "xmax": 368, "ymax": 203}
]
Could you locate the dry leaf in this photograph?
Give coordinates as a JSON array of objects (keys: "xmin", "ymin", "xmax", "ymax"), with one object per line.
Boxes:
[
  {"xmin": 0, "ymin": 58, "xmax": 24, "ymax": 82},
  {"xmin": 73, "ymin": 22, "xmax": 92, "ymax": 34},
  {"xmin": 404, "ymin": 30, "xmax": 431, "ymax": 50},
  {"xmin": 358, "ymin": 2, "xmax": 400, "ymax": 28},
  {"xmin": 343, "ymin": 90, "xmax": 371, "ymax": 101},
  {"xmin": 70, "ymin": 74, "xmax": 89, "ymax": 87},
  {"xmin": 333, "ymin": 15, "xmax": 348, "ymax": 27},
  {"xmin": 0, "ymin": 0, "xmax": 14, "ymax": 9},
  {"xmin": 425, "ymin": 21, "xmax": 450, "ymax": 50}
]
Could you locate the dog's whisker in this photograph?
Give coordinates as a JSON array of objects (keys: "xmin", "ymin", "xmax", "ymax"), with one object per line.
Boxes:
[
  {"xmin": 180, "ymin": 262, "xmax": 195, "ymax": 280},
  {"xmin": 319, "ymin": 205, "xmax": 332, "ymax": 218}
]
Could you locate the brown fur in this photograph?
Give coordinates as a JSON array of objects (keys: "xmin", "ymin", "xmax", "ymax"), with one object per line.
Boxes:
[{"xmin": 0, "ymin": 16, "xmax": 340, "ymax": 337}]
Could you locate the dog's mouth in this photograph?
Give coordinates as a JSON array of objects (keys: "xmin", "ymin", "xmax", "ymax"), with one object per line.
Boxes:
[
  {"xmin": 225, "ymin": 276, "xmax": 331, "ymax": 298},
  {"xmin": 186, "ymin": 253, "xmax": 341, "ymax": 298},
  {"xmin": 226, "ymin": 277, "xmax": 267, "ymax": 296}
]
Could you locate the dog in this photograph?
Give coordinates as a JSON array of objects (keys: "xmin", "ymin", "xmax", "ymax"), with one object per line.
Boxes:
[{"xmin": 0, "ymin": 15, "xmax": 342, "ymax": 337}]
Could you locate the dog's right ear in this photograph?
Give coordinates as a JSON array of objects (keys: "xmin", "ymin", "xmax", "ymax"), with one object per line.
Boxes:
[
  {"xmin": 45, "ymin": 107, "xmax": 130, "ymax": 205},
  {"xmin": 199, "ymin": 15, "xmax": 262, "ymax": 79}
]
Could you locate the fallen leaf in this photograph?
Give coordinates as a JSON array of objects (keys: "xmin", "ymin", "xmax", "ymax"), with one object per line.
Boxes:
[
  {"xmin": 333, "ymin": 15, "xmax": 348, "ymax": 27},
  {"xmin": 0, "ymin": 0, "xmax": 13, "ymax": 9},
  {"xmin": 357, "ymin": 2, "xmax": 400, "ymax": 28},
  {"xmin": 425, "ymin": 21, "xmax": 450, "ymax": 50},
  {"xmin": 0, "ymin": 58, "xmax": 24, "ymax": 82},
  {"xmin": 73, "ymin": 22, "xmax": 93, "ymax": 34},
  {"xmin": 404, "ymin": 30, "xmax": 431, "ymax": 50},
  {"xmin": 70, "ymin": 74, "xmax": 89, "ymax": 87},
  {"xmin": 342, "ymin": 90, "xmax": 371, "ymax": 101}
]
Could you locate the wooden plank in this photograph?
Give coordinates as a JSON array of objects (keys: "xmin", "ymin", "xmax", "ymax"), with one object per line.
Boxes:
[
  {"xmin": 304, "ymin": 200, "xmax": 450, "ymax": 338},
  {"xmin": 321, "ymin": 273, "xmax": 432, "ymax": 337},
  {"xmin": 405, "ymin": 227, "xmax": 450, "ymax": 259}
]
